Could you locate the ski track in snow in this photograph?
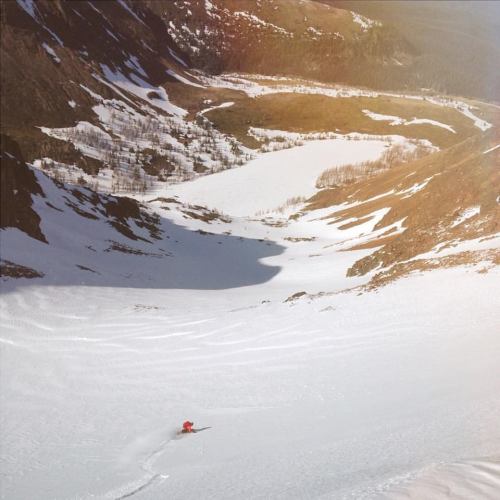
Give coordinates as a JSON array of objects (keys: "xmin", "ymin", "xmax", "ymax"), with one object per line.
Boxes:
[{"xmin": 112, "ymin": 431, "xmax": 178, "ymax": 499}]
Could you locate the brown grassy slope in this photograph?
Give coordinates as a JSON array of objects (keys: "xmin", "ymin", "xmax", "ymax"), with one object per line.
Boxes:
[
  {"xmin": 164, "ymin": 84, "xmax": 247, "ymax": 118},
  {"xmin": 306, "ymin": 131, "xmax": 500, "ymax": 279},
  {"xmin": 218, "ymin": 0, "xmax": 362, "ymax": 39},
  {"xmin": 151, "ymin": 0, "xmax": 417, "ymax": 90},
  {"xmin": 206, "ymin": 93, "xmax": 480, "ymax": 149},
  {"xmin": 0, "ymin": 0, "xmax": 193, "ymax": 163}
]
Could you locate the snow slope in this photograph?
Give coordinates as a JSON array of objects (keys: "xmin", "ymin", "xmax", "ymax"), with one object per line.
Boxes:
[
  {"xmin": 380, "ymin": 457, "xmax": 500, "ymax": 499},
  {"xmin": 1, "ymin": 132, "xmax": 499, "ymax": 499},
  {"xmin": 1, "ymin": 266, "xmax": 499, "ymax": 499}
]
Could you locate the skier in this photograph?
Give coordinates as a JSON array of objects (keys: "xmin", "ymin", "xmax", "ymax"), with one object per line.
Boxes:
[
  {"xmin": 180, "ymin": 421, "xmax": 211, "ymax": 434},
  {"xmin": 182, "ymin": 420, "xmax": 194, "ymax": 433}
]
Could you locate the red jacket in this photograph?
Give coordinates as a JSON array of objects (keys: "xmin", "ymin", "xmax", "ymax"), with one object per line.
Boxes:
[{"xmin": 183, "ymin": 421, "xmax": 194, "ymax": 433}]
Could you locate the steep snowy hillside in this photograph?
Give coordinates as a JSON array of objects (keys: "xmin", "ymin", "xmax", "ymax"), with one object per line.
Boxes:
[
  {"xmin": 1, "ymin": 219, "xmax": 499, "ymax": 499},
  {"xmin": 2, "ymin": 125, "xmax": 500, "ymax": 500}
]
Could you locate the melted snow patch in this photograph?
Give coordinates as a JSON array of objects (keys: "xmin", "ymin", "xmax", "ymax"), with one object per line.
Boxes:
[
  {"xmin": 16, "ymin": 0, "xmax": 37, "ymax": 19},
  {"xmin": 168, "ymin": 47, "xmax": 188, "ymax": 68},
  {"xmin": 307, "ymin": 27, "xmax": 323, "ymax": 37},
  {"xmin": 199, "ymin": 101, "xmax": 234, "ymax": 116},
  {"xmin": 405, "ymin": 118, "xmax": 455, "ymax": 133},
  {"xmin": 398, "ymin": 177, "xmax": 434, "ymax": 198},
  {"xmin": 363, "ymin": 110, "xmax": 455, "ymax": 133},
  {"xmin": 116, "ymin": 0, "xmax": 146, "ymax": 26},
  {"xmin": 124, "ymin": 56, "xmax": 147, "ymax": 78},
  {"xmin": 425, "ymin": 98, "xmax": 492, "ymax": 131},
  {"xmin": 41, "ymin": 43, "xmax": 60, "ymax": 63},
  {"xmin": 166, "ymin": 69, "xmax": 205, "ymax": 88},
  {"xmin": 362, "ymin": 110, "xmax": 405, "ymax": 125},
  {"xmin": 456, "ymin": 105, "xmax": 492, "ymax": 131},
  {"xmin": 483, "ymin": 144, "xmax": 500, "ymax": 155},
  {"xmin": 100, "ymin": 65, "xmax": 187, "ymax": 117},
  {"xmin": 451, "ymin": 206, "xmax": 481, "ymax": 228}
]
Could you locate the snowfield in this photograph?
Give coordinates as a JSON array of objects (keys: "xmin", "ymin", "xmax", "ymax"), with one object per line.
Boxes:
[
  {"xmin": 157, "ymin": 137, "xmax": 405, "ymax": 216},
  {"xmin": 1, "ymin": 111, "xmax": 499, "ymax": 500},
  {"xmin": 1, "ymin": 267, "xmax": 499, "ymax": 499},
  {"xmin": 2, "ymin": 164, "xmax": 500, "ymax": 500}
]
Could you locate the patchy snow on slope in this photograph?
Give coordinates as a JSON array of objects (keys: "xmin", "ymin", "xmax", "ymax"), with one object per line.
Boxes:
[
  {"xmin": 124, "ymin": 55, "xmax": 147, "ymax": 78},
  {"xmin": 450, "ymin": 206, "xmax": 481, "ymax": 228},
  {"xmin": 408, "ymin": 231, "xmax": 499, "ymax": 261},
  {"xmin": 405, "ymin": 118, "xmax": 456, "ymax": 133},
  {"xmin": 232, "ymin": 11, "xmax": 291, "ymax": 36},
  {"xmin": 101, "ymin": 64, "xmax": 187, "ymax": 117},
  {"xmin": 351, "ymin": 11, "xmax": 381, "ymax": 31},
  {"xmin": 362, "ymin": 110, "xmax": 405, "ymax": 125},
  {"xmin": 398, "ymin": 176, "xmax": 434, "ymax": 198},
  {"xmin": 166, "ymin": 68, "xmax": 205, "ymax": 88},
  {"xmin": 199, "ymin": 101, "xmax": 234, "ymax": 115},
  {"xmin": 41, "ymin": 42, "xmax": 60, "ymax": 63},
  {"xmin": 16, "ymin": 0, "xmax": 37, "ymax": 19},
  {"xmin": 39, "ymin": 84, "xmax": 251, "ymax": 189},
  {"xmin": 201, "ymin": 74, "xmax": 493, "ymax": 131},
  {"xmin": 363, "ymin": 110, "xmax": 456, "ymax": 133},
  {"xmin": 116, "ymin": 0, "xmax": 146, "ymax": 26},
  {"xmin": 168, "ymin": 47, "xmax": 188, "ymax": 67},
  {"xmin": 483, "ymin": 144, "xmax": 500, "ymax": 154},
  {"xmin": 43, "ymin": 26, "xmax": 64, "ymax": 47},
  {"xmin": 199, "ymin": 73, "xmax": 378, "ymax": 99},
  {"xmin": 40, "ymin": 121, "xmax": 112, "ymax": 161}
]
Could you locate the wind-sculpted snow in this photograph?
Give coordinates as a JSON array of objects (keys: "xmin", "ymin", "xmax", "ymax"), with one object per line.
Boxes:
[
  {"xmin": 1, "ymin": 267, "xmax": 499, "ymax": 499},
  {"xmin": 379, "ymin": 457, "xmax": 500, "ymax": 499}
]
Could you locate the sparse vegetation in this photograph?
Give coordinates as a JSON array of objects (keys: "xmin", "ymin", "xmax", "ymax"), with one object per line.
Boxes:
[
  {"xmin": 206, "ymin": 93, "xmax": 479, "ymax": 149},
  {"xmin": 316, "ymin": 142, "xmax": 431, "ymax": 189},
  {"xmin": 256, "ymin": 196, "xmax": 307, "ymax": 216}
]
